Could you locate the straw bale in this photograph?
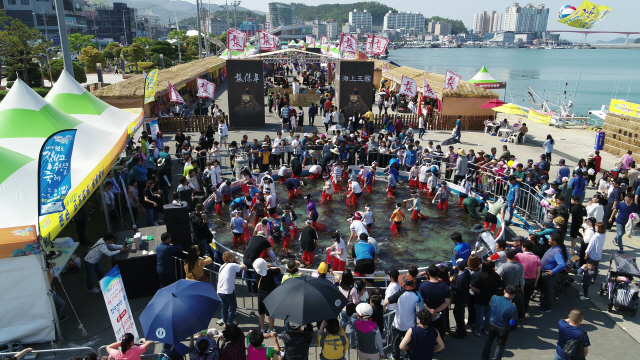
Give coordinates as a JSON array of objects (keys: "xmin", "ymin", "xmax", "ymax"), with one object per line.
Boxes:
[
  {"xmin": 92, "ymin": 56, "xmax": 226, "ymax": 99},
  {"xmin": 382, "ymin": 66, "xmax": 499, "ymax": 99}
]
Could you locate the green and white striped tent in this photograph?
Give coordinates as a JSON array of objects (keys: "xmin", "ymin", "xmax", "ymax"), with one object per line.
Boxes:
[
  {"xmin": 468, "ymin": 66, "xmax": 499, "ymax": 85},
  {"xmin": 0, "ymin": 77, "xmax": 133, "ymax": 241}
]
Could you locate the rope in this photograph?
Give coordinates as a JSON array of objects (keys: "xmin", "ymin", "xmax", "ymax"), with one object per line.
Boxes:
[{"xmin": 54, "ymin": 274, "xmax": 88, "ymax": 337}]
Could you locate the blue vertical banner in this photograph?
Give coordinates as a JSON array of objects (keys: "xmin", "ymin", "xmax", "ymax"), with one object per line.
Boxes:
[{"xmin": 39, "ymin": 130, "xmax": 77, "ymax": 216}]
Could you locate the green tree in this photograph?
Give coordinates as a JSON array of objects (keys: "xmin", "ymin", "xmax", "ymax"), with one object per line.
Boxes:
[
  {"xmin": 635, "ymin": 38, "xmax": 640, "ymax": 44},
  {"xmin": 42, "ymin": 59, "xmax": 87, "ymax": 83},
  {"xmin": 148, "ymin": 40, "xmax": 176, "ymax": 59},
  {"xmin": 102, "ymin": 49, "xmax": 115, "ymax": 61},
  {"xmin": 150, "ymin": 53, "xmax": 173, "ymax": 68},
  {"xmin": 424, "ymin": 16, "xmax": 467, "ymax": 35},
  {"xmin": 79, "ymin": 46, "xmax": 104, "ymax": 73},
  {"xmin": 0, "ymin": 10, "xmax": 49, "ymax": 84},
  {"xmin": 68, "ymin": 33, "xmax": 96, "ymax": 53},
  {"xmin": 291, "ymin": 2, "xmax": 396, "ymax": 26},
  {"xmin": 132, "ymin": 37, "xmax": 153, "ymax": 49},
  {"xmin": 217, "ymin": 32, "xmax": 227, "ymax": 45},
  {"xmin": 105, "ymin": 42, "xmax": 121, "ymax": 51},
  {"xmin": 121, "ymin": 43, "xmax": 146, "ymax": 73},
  {"xmin": 169, "ymin": 29, "xmax": 187, "ymax": 63},
  {"xmin": 6, "ymin": 61, "xmax": 43, "ymax": 88}
]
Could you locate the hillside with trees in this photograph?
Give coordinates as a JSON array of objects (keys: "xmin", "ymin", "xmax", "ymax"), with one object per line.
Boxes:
[{"xmin": 291, "ymin": 2, "xmax": 397, "ymax": 26}]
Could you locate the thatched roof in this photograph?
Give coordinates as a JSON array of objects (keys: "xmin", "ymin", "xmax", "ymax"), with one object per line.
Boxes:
[
  {"xmin": 92, "ymin": 56, "xmax": 226, "ymax": 99},
  {"xmin": 373, "ymin": 59, "xmax": 398, "ymax": 71},
  {"xmin": 382, "ymin": 66, "xmax": 499, "ymax": 99}
]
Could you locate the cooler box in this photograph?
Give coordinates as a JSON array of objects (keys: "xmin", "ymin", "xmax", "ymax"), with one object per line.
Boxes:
[{"xmin": 594, "ymin": 131, "xmax": 605, "ymax": 151}]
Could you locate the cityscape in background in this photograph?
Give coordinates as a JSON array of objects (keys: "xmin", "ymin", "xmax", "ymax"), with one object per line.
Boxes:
[{"xmin": 0, "ymin": 1, "xmax": 632, "ymax": 50}]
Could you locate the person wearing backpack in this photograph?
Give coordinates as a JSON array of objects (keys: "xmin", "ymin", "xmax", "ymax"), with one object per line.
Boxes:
[
  {"xmin": 354, "ymin": 304, "xmax": 384, "ymax": 360},
  {"xmin": 317, "ymin": 319, "xmax": 349, "ymax": 360},
  {"xmin": 556, "ymin": 309, "xmax": 590, "ymax": 360}
]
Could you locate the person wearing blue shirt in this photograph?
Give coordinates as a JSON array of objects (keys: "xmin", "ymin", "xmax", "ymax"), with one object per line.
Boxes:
[
  {"xmin": 352, "ymin": 233, "xmax": 376, "ymax": 276},
  {"xmin": 556, "ymin": 309, "xmax": 590, "ymax": 360},
  {"xmin": 569, "ymin": 169, "xmax": 587, "ymax": 203},
  {"xmin": 605, "ymin": 178, "xmax": 624, "ymax": 229},
  {"xmin": 482, "ymin": 286, "xmax": 518, "ymax": 360},
  {"xmin": 156, "ymin": 232, "xmax": 183, "ymax": 287},
  {"xmin": 556, "ymin": 159, "xmax": 570, "ymax": 182},
  {"xmin": 539, "ymin": 234, "xmax": 567, "ymax": 312},
  {"xmin": 610, "ymin": 193, "xmax": 639, "ymax": 253},
  {"xmin": 451, "ymin": 232, "xmax": 471, "ymax": 265},
  {"xmin": 454, "ymin": 115, "xmax": 462, "ymax": 141},
  {"xmin": 505, "ymin": 176, "xmax": 520, "ymax": 224},
  {"xmin": 405, "ymin": 146, "xmax": 417, "ymax": 169}
]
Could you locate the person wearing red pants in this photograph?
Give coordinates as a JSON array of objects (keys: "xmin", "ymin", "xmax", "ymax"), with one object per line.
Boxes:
[
  {"xmin": 321, "ymin": 174, "xmax": 334, "ymax": 204},
  {"xmin": 281, "ymin": 206, "xmax": 293, "ymax": 249},
  {"xmin": 326, "ymin": 232, "xmax": 347, "ymax": 271},
  {"xmin": 230, "ymin": 210, "xmax": 246, "ymax": 246},
  {"xmin": 437, "ymin": 181, "xmax": 451, "ymax": 210},
  {"xmin": 300, "ymin": 219, "xmax": 318, "ymax": 267},
  {"xmin": 386, "ymin": 171, "xmax": 397, "ymax": 198},
  {"xmin": 346, "ymin": 179, "xmax": 363, "ymax": 206},
  {"xmin": 404, "ymin": 191, "xmax": 427, "ymax": 220},
  {"xmin": 484, "ymin": 196, "xmax": 506, "ymax": 233}
]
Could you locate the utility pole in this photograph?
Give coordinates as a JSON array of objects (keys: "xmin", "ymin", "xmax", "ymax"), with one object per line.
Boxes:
[
  {"xmin": 41, "ymin": 7, "xmax": 48, "ymax": 41},
  {"xmin": 225, "ymin": 0, "xmax": 230, "ymax": 30},
  {"xmin": 205, "ymin": 0, "xmax": 211, "ymax": 55},
  {"xmin": 232, "ymin": 1, "xmax": 241, "ymax": 30},
  {"xmin": 54, "ymin": 0, "xmax": 74, "ymax": 77},
  {"xmin": 123, "ymin": 9, "xmax": 128, "ymax": 46},
  {"xmin": 172, "ymin": 0, "xmax": 182, "ymax": 64},
  {"xmin": 196, "ymin": 0, "xmax": 202, "ymax": 59}
]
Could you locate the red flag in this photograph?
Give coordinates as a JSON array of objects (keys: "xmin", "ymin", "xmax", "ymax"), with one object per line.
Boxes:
[
  {"xmin": 339, "ymin": 33, "xmax": 357, "ymax": 54},
  {"xmin": 168, "ymin": 82, "xmax": 185, "ymax": 104},
  {"xmin": 423, "ymin": 79, "xmax": 438, "ymax": 99},
  {"xmin": 372, "ymin": 36, "xmax": 389, "ymax": 55},
  {"xmin": 227, "ymin": 29, "xmax": 246, "ymax": 51},
  {"xmin": 321, "ymin": 36, "xmax": 328, "ymax": 45},
  {"xmin": 366, "ymin": 34, "xmax": 374, "ymax": 54},
  {"xmin": 399, "ymin": 76, "xmax": 417, "ymax": 98},
  {"xmin": 417, "ymin": 93, "xmax": 423, "ymax": 115},
  {"xmin": 444, "ymin": 70, "xmax": 462, "ymax": 92}
]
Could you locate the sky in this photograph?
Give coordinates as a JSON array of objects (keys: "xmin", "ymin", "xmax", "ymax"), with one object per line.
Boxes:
[{"xmin": 180, "ymin": 0, "xmax": 637, "ymax": 42}]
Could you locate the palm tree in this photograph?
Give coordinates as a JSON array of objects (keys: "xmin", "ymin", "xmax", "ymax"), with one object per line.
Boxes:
[{"xmin": 168, "ymin": 29, "xmax": 187, "ymax": 64}]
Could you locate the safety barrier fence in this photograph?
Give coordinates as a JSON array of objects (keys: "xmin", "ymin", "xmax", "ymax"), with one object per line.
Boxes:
[{"xmin": 1, "ymin": 347, "xmax": 97, "ymax": 359}]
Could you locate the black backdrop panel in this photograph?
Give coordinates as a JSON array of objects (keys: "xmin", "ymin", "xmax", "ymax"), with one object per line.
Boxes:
[
  {"xmin": 226, "ymin": 59, "xmax": 265, "ymax": 128},
  {"xmin": 335, "ymin": 61, "xmax": 374, "ymax": 116},
  {"xmin": 305, "ymin": 48, "xmax": 321, "ymax": 54}
]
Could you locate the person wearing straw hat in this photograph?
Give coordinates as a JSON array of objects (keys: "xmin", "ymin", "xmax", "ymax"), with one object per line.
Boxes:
[
  {"xmin": 353, "ymin": 303, "xmax": 384, "ymax": 360},
  {"xmin": 253, "ymin": 258, "xmax": 282, "ymax": 334},
  {"xmin": 452, "ymin": 148, "xmax": 469, "ymax": 184}
]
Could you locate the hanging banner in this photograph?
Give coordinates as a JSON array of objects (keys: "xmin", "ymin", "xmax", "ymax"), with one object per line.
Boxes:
[
  {"xmin": 143, "ymin": 69, "xmax": 159, "ymax": 104},
  {"xmin": 366, "ymin": 34, "xmax": 374, "ymax": 54},
  {"xmin": 609, "ymin": 99, "xmax": 640, "ymax": 119},
  {"xmin": 149, "ymin": 119, "xmax": 159, "ymax": 139},
  {"xmin": 557, "ymin": 1, "xmax": 613, "ymax": 29},
  {"xmin": 197, "ymin": 78, "xmax": 216, "ymax": 99},
  {"xmin": 258, "ymin": 30, "xmax": 277, "ymax": 51},
  {"xmin": 39, "ymin": 130, "xmax": 77, "ymax": 216},
  {"xmin": 339, "ymin": 33, "xmax": 357, "ymax": 54},
  {"xmin": 444, "ymin": 70, "xmax": 462, "ymax": 92},
  {"xmin": 371, "ymin": 36, "xmax": 389, "ymax": 56},
  {"xmin": 382, "ymin": 64, "xmax": 388, "ymax": 72},
  {"xmin": 168, "ymin": 82, "xmax": 185, "ymax": 104},
  {"xmin": 399, "ymin": 75, "xmax": 417, "ymax": 98},
  {"xmin": 227, "ymin": 29, "xmax": 246, "ymax": 52},
  {"xmin": 306, "ymin": 36, "xmax": 315, "ymax": 46},
  {"xmin": 528, "ymin": 108, "xmax": 553, "ymax": 125},
  {"xmin": 227, "ymin": 59, "xmax": 265, "ymax": 128},
  {"xmin": 335, "ymin": 61, "xmax": 374, "ymax": 116},
  {"xmin": 99, "ymin": 265, "xmax": 139, "ymax": 341},
  {"xmin": 321, "ymin": 36, "xmax": 328, "ymax": 45},
  {"xmin": 422, "ymin": 79, "xmax": 438, "ymax": 99}
]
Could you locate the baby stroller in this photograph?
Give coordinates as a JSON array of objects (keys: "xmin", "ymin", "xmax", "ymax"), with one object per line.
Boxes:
[{"xmin": 599, "ymin": 253, "xmax": 640, "ymax": 316}]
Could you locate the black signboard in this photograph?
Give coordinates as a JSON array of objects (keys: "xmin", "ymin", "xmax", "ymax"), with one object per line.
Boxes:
[
  {"xmin": 305, "ymin": 48, "xmax": 321, "ymax": 54},
  {"xmin": 335, "ymin": 60, "xmax": 374, "ymax": 116},
  {"xmin": 226, "ymin": 59, "xmax": 265, "ymax": 128}
]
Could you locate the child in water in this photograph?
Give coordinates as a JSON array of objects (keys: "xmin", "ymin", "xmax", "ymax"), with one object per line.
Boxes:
[{"xmin": 390, "ymin": 203, "xmax": 405, "ymax": 231}]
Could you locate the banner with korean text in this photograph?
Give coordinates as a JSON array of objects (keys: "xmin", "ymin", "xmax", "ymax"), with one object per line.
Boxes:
[
  {"xmin": 335, "ymin": 60, "xmax": 374, "ymax": 115},
  {"xmin": 371, "ymin": 36, "xmax": 389, "ymax": 56},
  {"xmin": 528, "ymin": 108, "xmax": 553, "ymax": 125},
  {"xmin": 609, "ymin": 99, "xmax": 640, "ymax": 119},
  {"xmin": 100, "ymin": 265, "xmax": 139, "ymax": 341},
  {"xmin": 39, "ymin": 130, "xmax": 77, "ymax": 216},
  {"xmin": 143, "ymin": 69, "xmax": 158, "ymax": 104},
  {"xmin": 339, "ymin": 33, "xmax": 357, "ymax": 55},
  {"xmin": 444, "ymin": 70, "xmax": 462, "ymax": 92},
  {"xmin": 227, "ymin": 59, "xmax": 265, "ymax": 128}
]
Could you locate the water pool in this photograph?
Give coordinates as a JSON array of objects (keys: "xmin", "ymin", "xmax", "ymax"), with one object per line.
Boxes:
[{"xmin": 207, "ymin": 175, "xmax": 480, "ymax": 271}]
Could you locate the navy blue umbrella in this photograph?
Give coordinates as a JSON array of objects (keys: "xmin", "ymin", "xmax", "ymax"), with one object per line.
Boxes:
[{"xmin": 139, "ymin": 280, "xmax": 221, "ymax": 345}]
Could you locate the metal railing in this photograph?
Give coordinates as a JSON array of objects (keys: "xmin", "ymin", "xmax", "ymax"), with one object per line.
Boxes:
[
  {"xmin": 97, "ymin": 344, "xmax": 161, "ymax": 359},
  {"xmin": 1, "ymin": 347, "xmax": 96, "ymax": 359}
]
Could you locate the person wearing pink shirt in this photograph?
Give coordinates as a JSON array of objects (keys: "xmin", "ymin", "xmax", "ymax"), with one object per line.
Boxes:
[
  {"xmin": 620, "ymin": 150, "xmax": 634, "ymax": 170},
  {"xmin": 515, "ymin": 241, "xmax": 541, "ymax": 316},
  {"xmin": 106, "ymin": 333, "xmax": 153, "ymax": 360}
]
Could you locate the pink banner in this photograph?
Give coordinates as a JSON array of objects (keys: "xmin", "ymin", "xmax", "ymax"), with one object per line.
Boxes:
[
  {"xmin": 197, "ymin": 78, "xmax": 216, "ymax": 99},
  {"xmin": 372, "ymin": 36, "xmax": 389, "ymax": 56},
  {"xmin": 168, "ymin": 82, "xmax": 185, "ymax": 104},
  {"xmin": 366, "ymin": 34, "xmax": 373, "ymax": 54},
  {"xmin": 399, "ymin": 76, "xmax": 417, "ymax": 98},
  {"xmin": 423, "ymin": 79, "xmax": 438, "ymax": 99},
  {"xmin": 444, "ymin": 70, "xmax": 462, "ymax": 92},
  {"xmin": 258, "ymin": 30, "xmax": 277, "ymax": 51},
  {"xmin": 321, "ymin": 36, "xmax": 328, "ymax": 45},
  {"xmin": 227, "ymin": 29, "xmax": 246, "ymax": 51},
  {"xmin": 339, "ymin": 33, "xmax": 357, "ymax": 54}
]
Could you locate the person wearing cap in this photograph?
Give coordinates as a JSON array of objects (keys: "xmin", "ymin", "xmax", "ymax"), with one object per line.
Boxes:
[
  {"xmin": 258, "ymin": 143, "xmax": 271, "ymax": 173},
  {"xmin": 556, "ymin": 159, "xmax": 570, "ymax": 182},
  {"xmin": 504, "ymin": 175, "xmax": 520, "ymax": 224},
  {"xmin": 300, "ymin": 219, "xmax": 319, "ymax": 267},
  {"xmin": 230, "ymin": 210, "xmax": 247, "ymax": 246},
  {"xmin": 347, "ymin": 212, "xmax": 369, "ymax": 246},
  {"xmin": 558, "ymin": 176, "xmax": 573, "ymax": 203},
  {"xmin": 253, "ymin": 258, "xmax": 282, "ymax": 334},
  {"xmin": 385, "ymin": 272, "xmax": 420, "ymax": 360},
  {"xmin": 569, "ymin": 169, "xmax": 587, "ymax": 203},
  {"xmin": 346, "ymin": 178, "xmax": 363, "ymax": 206},
  {"xmin": 352, "ymin": 303, "xmax": 384, "ymax": 359},
  {"xmin": 536, "ymin": 175, "xmax": 550, "ymax": 193}
]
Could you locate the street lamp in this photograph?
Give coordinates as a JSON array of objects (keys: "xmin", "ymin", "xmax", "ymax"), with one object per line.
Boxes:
[{"xmin": 232, "ymin": 1, "xmax": 241, "ymax": 30}]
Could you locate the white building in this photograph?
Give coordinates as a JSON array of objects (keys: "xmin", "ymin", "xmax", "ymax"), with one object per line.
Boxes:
[
  {"xmin": 383, "ymin": 11, "xmax": 425, "ymax": 33},
  {"xmin": 432, "ymin": 21, "xmax": 452, "ymax": 36},
  {"xmin": 504, "ymin": 3, "xmax": 548, "ymax": 35},
  {"xmin": 348, "ymin": 9, "xmax": 372, "ymax": 32},
  {"xmin": 474, "ymin": 11, "xmax": 504, "ymax": 35},
  {"xmin": 325, "ymin": 19, "xmax": 339, "ymax": 40}
]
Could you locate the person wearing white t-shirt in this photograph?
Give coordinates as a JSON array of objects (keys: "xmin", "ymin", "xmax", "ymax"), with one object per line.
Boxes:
[
  {"xmin": 384, "ymin": 269, "xmax": 402, "ymax": 312},
  {"xmin": 586, "ymin": 195, "xmax": 604, "ymax": 223},
  {"xmin": 347, "ymin": 179, "xmax": 363, "ymax": 206},
  {"xmin": 418, "ymin": 115, "xmax": 426, "ymax": 140},
  {"xmin": 348, "ymin": 212, "xmax": 369, "ymax": 246},
  {"xmin": 363, "ymin": 205, "xmax": 375, "ymax": 229},
  {"xmin": 309, "ymin": 164, "xmax": 322, "ymax": 178},
  {"xmin": 327, "ymin": 232, "xmax": 347, "ymax": 271},
  {"xmin": 216, "ymin": 251, "xmax": 247, "ymax": 326}
]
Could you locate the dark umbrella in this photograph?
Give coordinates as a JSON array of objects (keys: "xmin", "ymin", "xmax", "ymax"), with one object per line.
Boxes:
[
  {"xmin": 263, "ymin": 277, "xmax": 347, "ymax": 325},
  {"xmin": 139, "ymin": 280, "xmax": 221, "ymax": 345},
  {"xmin": 441, "ymin": 138, "xmax": 461, "ymax": 146}
]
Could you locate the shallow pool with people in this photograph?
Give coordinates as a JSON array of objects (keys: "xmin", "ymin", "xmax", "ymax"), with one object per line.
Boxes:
[{"xmin": 208, "ymin": 173, "xmax": 480, "ymax": 271}]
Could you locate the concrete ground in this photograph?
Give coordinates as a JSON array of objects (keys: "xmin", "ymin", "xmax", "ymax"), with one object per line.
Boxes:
[{"xmin": 21, "ymin": 76, "xmax": 640, "ymax": 359}]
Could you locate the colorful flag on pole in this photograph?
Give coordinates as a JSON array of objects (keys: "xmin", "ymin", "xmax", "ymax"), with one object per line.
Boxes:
[
  {"xmin": 382, "ymin": 64, "xmax": 388, "ymax": 72},
  {"xmin": 227, "ymin": 29, "xmax": 246, "ymax": 51},
  {"xmin": 168, "ymin": 82, "xmax": 185, "ymax": 104},
  {"xmin": 366, "ymin": 34, "xmax": 374, "ymax": 54},
  {"xmin": 38, "ymin": 130, "xmax": 77, "ymax": 216},
  {"xmin": 143, "ymin": 69, "xmax": 159, "ymax": 104},
  {"xmin": 399, "ymin": 76, "xmax": 417, "ymax": 98},
  {"xmin": 306, "ymin": 36, "xmax": 315, "ymax": 46},
  {"xmin": 339, "ymin": 33, "xmax": 357, "ymax": 54},
  {"xmin": 422, "ymin": 79, "xmax": 438, "ymax": 99},
  {"xmin": 444, "ymin": 70, "xmax": 462, "ymax": 92},
  {"xmin": 321, "ymin": 36, "xmax": 328, "ymax": 45},
  {"xmin": 557, "ymin": 1, "xmax": 613, "ymax": 29},
  {"xmin": 372, "ymin": 36, "xmax": 389, "ymax": 56},
  {"xmin": 197, "ymin": 78, "xmax": 216, "ymax": 99},
  {"xmin": 258, "ymin": 30, "xmax": 277, "ymax": 51}
]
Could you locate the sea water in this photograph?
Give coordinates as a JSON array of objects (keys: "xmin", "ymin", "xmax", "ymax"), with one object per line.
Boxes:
[
  {"xmin": 208, "ymin": 177, "xmax": 479, "ymax": 270},
  {"xmin": 387, "ymin": 48, "xmax": 640, "ymax": 123}
]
